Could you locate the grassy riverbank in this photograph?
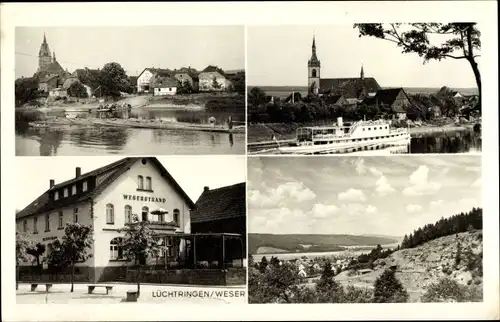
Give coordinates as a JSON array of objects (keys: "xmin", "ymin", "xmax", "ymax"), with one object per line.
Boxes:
[{"xmin": 248, "ymin": 120, "xmax": 478, "ymax": 143}]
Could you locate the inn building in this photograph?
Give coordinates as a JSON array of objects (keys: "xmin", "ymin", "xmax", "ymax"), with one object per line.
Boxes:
[{"xmin": 16, "ymin": 157, "xmax": 245, "ymax": 284}]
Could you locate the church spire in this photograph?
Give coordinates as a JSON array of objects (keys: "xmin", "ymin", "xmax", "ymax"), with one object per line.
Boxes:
[
  {"xmin": 53, "ymin": 51, "xmax": 56, "ymax": 62},
  {"xmin": 43, "ymin": 33, "xmax": 47, "ymax": 43},
  {"xmin": 360, "ymin": 64, "xmax": 364, "ymax": 80},
  {"xmin": 308, "ymin": 34, "xmax": 320, "ymax": 67}
]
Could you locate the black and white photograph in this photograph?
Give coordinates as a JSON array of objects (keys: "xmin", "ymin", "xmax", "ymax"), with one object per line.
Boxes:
[
  {"xmin": 247, "ymin": 24, "xmax": 482, "ymax": 155},
  {"xmin": 15, "ymin": 26, "xmax": 246, "ymax": 156},
  {"xmin": 15, "ymin": 156, "xmax": 246, "ymax": 304},
  {"xmin": 248, "ymin": 156, "xmax": 483, "ymax": 303}
]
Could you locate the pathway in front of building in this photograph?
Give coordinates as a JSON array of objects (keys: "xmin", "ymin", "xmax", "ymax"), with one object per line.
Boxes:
[{"xmin": 16, "ymin": 283, "xmax": 246, "ymax": 304}]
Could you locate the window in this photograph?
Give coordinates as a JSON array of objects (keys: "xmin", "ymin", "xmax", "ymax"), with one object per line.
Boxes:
[
  {"xmin": 141, "ymin": 206, "xmax": 149, "ymax": 222},
  {"xmin": 72, "ymin": 185, "xmax": 77, "ymax": 195},
  {"xmin": 138, "ymin": 176, "xmax": 144, "ymax": 190},
  {"xmin": 33, "ymin": 216, "xmax": 38, "ymax": 233},
  {"xmin": 110, "ymin": 237, "xmax": 123, "ymax": 260},
  {"xmin": 45, "ymin": 214, "xmax": 50, "ymax": 232},
  {"xmin": 54, "ymin": 191, "xmax": 59, "ymax": 201},
  {"xmin": 64, "ymin": 188, "xmax": 68, "ymax": 198},
  {"xmin": 312, "ymin": 69, "xmax": 317, "ymax": 77},
  {"xmin": 82, "ymin": 181, "xmax": 88, "ymax": 192},
  {"xmin": 73, "ymin": 208, "xmax": 79, "ymax": 223},
  {"xmin": 58, "ymin": 211, "xmax": 63, "ymax": 228},
  {"xmin": 124, "ymin": 205, "xmax": 132, "ymax": 224},
  {"xmin": 368, "ymin": 127, "xmax": 371, "ymax": 131},
  {"xmin": 173, "ymin": 209, "xmax": 180, "ymax": 226},
  {"xmin": 106, "ymin": 204, "xmax": 114, "ymax": 224},
  {"xmin": 23, "ymin": 220, "xmax": 28, "ymax": 232},
  {"xmin": 145, "ymin": 177, "xmax": 152, "ymax": 190}
]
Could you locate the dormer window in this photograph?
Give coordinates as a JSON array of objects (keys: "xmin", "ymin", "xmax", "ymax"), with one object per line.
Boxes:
[
  {"xmin": 64, "ymin": 188, "xmax": 68, "ymax": 198},
  {"xmin": 72, "ymin": 185, "xmax": 77, "ymax": 195},
  {"xmin": 54, "ymin": 191, "xmax": 59, "ymax": 200},
  {"xmin": 82, "ymin": 181, "xmax": 88, "ymax": 192}
]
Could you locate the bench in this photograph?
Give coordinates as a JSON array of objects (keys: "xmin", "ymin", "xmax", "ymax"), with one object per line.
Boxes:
[
  {"xmin": 126, "ymin": 290, "xmax": 138, "ymax": 302},
  {"xmin": 30, "ymin": 283, "xmax": 53, "ymax": 292},
  {"xmin": 87, "ymin": 284, "xmax": 114, "ymax": 295}
]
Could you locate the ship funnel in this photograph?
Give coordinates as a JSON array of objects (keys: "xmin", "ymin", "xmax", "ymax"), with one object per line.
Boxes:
[{"xmin": 337, "ymin": 117, "xmax": 343, "ymax": 127}]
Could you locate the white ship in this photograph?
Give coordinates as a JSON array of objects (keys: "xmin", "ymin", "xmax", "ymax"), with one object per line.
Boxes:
[{"xmin": 277, "ymin": 117, "xmax": 411, "ymax": 155}]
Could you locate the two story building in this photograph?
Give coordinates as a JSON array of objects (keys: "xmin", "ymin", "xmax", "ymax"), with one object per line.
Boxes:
[
  {"xmin": 136, "ymin": 68, "xmax": 173, "ymax": 93},
  {"xmin": 16, "ymin": 157, "xmax": 195, "ymax": 282},
  {"xmin": 198, "ymin": 65, "xmax": 231, "ymax": 92}
]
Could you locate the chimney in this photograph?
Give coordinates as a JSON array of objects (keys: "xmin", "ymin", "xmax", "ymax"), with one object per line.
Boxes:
[
  {"xmin": 50, "ymin": 179, "xmax": 55, "ymax": 188},
  {"xmin": 204, "ymin": 186, "xmax": 210, "ymax": 192},
  {"xmin": 76, "ymin": 167, "xmax": 81, "ymax": 178}
]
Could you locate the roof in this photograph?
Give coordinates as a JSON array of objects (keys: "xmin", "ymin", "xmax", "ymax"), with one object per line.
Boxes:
[
  {"xmin": 200, "ymin": 65, "xmax": 226, "ymax": 77},
  {"xmin": 16, "ymin": 157, "xmax": 195, "ymax": 220},
  {"xmin": 190, "ymin": 182, "xmax": 246, "ymax": 224},
  {"xmin": 40, "ymin": 75, "xmax": 59, "ymax": 83},
  {"xmin": 319, "ymin": 77, "xmax": 381, "ymax": 98},
  {"xmin": 153, "ymin": 77, "xmax": 178, "ymax": 88},
  {"xmin": 137, "ymin": 68, "xmax": 173, "ymax": 79},
  {"xmin": 372, "ymin": 88, "xmax": 410, "ymax": 113}
]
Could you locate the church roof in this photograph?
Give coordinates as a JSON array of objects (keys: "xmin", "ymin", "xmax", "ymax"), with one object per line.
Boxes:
[
  {"xmin": 308, "ymin": 36, "xmax": 321, "ymax": 67},
  {"xmin": 319, "ymin": 77, "xmax": 381, "ymax": 99},
  {"xmin": 16, "ymin": 157, "xmax": 195, "ymax": 220},
  {"xmin": 190, "ymin": 183, "xmax": 246, "ymax": 224},
  {"xmin": 39, "ymin": 75, "xmax": 59, "ymax": 83}
]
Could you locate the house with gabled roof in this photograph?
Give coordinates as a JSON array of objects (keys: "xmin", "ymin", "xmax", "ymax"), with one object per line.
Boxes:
[
  {"xmin": 136, "ymin": 68, "xmax": 174, "ymax": 93},
  {"xmin": 198, "ymin": 65, "xmax": 232, "ymax": 92},
  {"xmin": 190, "ymin": 183, "xmax": 246, "ymax": 267},
  {"xmin": 362, "ymin": 87, "xmax": 411, "ymax": 120},
  {"xmin": 16, "ymin": 157, "xmax": 196, "ymax": 282}
]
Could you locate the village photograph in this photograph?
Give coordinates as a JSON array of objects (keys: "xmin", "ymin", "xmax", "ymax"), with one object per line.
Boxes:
[
  {"xmin": 247, "ymin": 24, "xmax": 481, "ymax": 155},
  {"xmin": 15, "ymin": 156, "xmax": 247, "ymax": 304},
  {"xmin": 15, "ymin": 26, "xmax": 245, "ymax": 156},
  {"xmin": 248, "ymin": 156, "xmax": 483, "ymax": 303}
]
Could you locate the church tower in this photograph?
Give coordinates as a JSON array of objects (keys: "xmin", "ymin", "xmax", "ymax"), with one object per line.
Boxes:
[
  {"xmin": 307, "ymin": 35, "xmax": 321, "ymax": 95},
  {"xmin": 38, "ymin": 33, "xmax": 52, "ymax": 72}
]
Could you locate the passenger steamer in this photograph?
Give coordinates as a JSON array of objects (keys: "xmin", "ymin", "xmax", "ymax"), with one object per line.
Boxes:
[{"xmin": 277, "ymin": 117, "xmax": 411, "ymax": 155}]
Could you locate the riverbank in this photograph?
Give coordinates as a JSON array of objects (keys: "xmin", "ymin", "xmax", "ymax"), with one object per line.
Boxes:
[
  {"xmin": 247, "ymin": 121, "xmax": 478, "ymax": 144},
  {"xmin": 28, "ymin": 117, "xmax": 245, "ymax": 134}
]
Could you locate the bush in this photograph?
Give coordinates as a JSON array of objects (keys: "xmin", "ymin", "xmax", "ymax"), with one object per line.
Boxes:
[
  {"xmin": 343, "ymin": 285, "xmax": 374, "ymax": 303},
  {"xmin": 373, "ymin": 268, "xmax": 409, "ymax": 303},
  {"xmin": 421, "ymin": 277, "xmax": 483, "ymax": 302}
]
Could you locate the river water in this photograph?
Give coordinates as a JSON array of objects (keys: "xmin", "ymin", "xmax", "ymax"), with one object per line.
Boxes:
[{"xmin": 15, "ymin": 108, "xmax": 245, "ymax": 156}]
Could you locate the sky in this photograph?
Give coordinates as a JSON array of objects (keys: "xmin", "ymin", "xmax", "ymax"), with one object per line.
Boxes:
[
  {"xmin": 15, "ymin": 156, "xmax": 245, "ymax": 211},
  {"xmin": 247, "ymin": 25, "xmax": 481, "ymax": 88},
  {"xmin": 248, "ymin": 156, "xmax": 482, "ymax": 236},
  {"xmin": 15, "ymin": 26, "xmax": 245, "ymax": 78}
]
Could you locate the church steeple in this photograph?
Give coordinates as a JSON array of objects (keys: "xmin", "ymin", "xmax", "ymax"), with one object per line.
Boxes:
[
  {"xmin": 53, "ymin": 51, "xmax": 56, "ymax": 62},
  {"xmin": 308, "ymin": 33, "xmax": 321, "ymax": 95},
  {"xmin": 360, "ymin": 64, "xmax": 364, "ymax": 80},
  {"xmin": 38, "ymin": 33, "xmax": 52, "ymax": 72}
]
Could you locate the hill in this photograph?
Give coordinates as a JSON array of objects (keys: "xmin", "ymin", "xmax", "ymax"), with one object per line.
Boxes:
[
  {"xmin": 335, "ymin": 230, "xmax": 483, "ymax": 302},
  {"xmin": 249, "ymin": 233, "xmax": 400, "ymax": 254}
]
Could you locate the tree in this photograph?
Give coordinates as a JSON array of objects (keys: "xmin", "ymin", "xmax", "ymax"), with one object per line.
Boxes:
[
  {"xmin": 46, "ymin": 239, "xmax": 68, "ymax": 280},
  {"xmin": 60, "ymin": 223, "xmax": 93, "ymax": 292},
  {"xmin": 354, "ymin": 23, "xmax": 481, "ymax": 108},
  {"xmin": 119, "ymin": 214, "xmax": 163, "ymax": 297},
  {"xmin": 316, "ymin": 260, "xmax": 343, "ymax": 303},
  {"xmin": 177, "ymin": 80, "xmax": 193, "ymax": 95},
  {"xmin": 231, "ymin": 71, "xmax": 246, "ymax": 95},
  {"xmin": 26, "ymin": 242, "xmax": 46, "ymax": 277},
  {"xmin": 421, "ymin": 277, "xmax": 482, "ymax": 302},
  {"xmin": 15, "ymin": 78, "xmax": 41, "ymax": 107},
  {"xmin": 98, "ymin": 62, "xmax": 130, "ymax": 99},
  {"xmin": 373, "ymin": 267, "xmax": 409, "ymax": 303},
  {"xmin": 258, "ymin": 256, "xmax": 268, "ymax": 273},
  {"xmin": 67, "ymin": 82, "xmax": 89, "ymax": 98},
  {"xmin": 212, "ymin": 76, "xmax": 222, "ymax": 91},
  {"xmin": 16, "ymin": 232, "xmax": 33, "ymax": 290},
  {"xmin": 248, "ymin": 87, "xmax": 267, "ymax": 108}
]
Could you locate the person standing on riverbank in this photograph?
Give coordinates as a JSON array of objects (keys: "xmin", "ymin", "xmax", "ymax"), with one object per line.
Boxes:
[{"xmin": 209, "ymin": 116, "xmax": 216, "ymax": 128}]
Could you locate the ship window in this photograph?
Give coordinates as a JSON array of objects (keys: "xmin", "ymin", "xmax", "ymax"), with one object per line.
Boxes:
[
  {"xmin": 385, "ymin": 126, "xmax": 388, "ymax": 129},
  {"xmin": 380, "ymin": 127, "xmax": 382, "ymax": 130},
  {"xmin": 368, "ymin": 128, "xmax": 371, "ymax": 130},
  {"xmin": 363, "ymin": 128, "xmax": 365, "ymax": 131}
]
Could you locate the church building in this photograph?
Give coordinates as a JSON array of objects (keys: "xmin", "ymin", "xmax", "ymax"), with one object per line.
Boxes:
[{"xmin": 307, "ymin": 35, "xmax": 381, "ymax": 101}]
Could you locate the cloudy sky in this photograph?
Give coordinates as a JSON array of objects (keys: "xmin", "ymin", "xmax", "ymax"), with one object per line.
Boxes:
[
  {"xmin": 15, "ymin": 26, "xmax": 244, "ymax": 78},
  {"xmin": 248, "ymin": 156, "xmax": 482, "ymax": 236},
  {"xmin": 15, "ymin": 156, "xmax": 245, "ymax": 211},
  {"xmin": 247, "ymin": 25, "xmax": 481, "ymax": 88}
]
